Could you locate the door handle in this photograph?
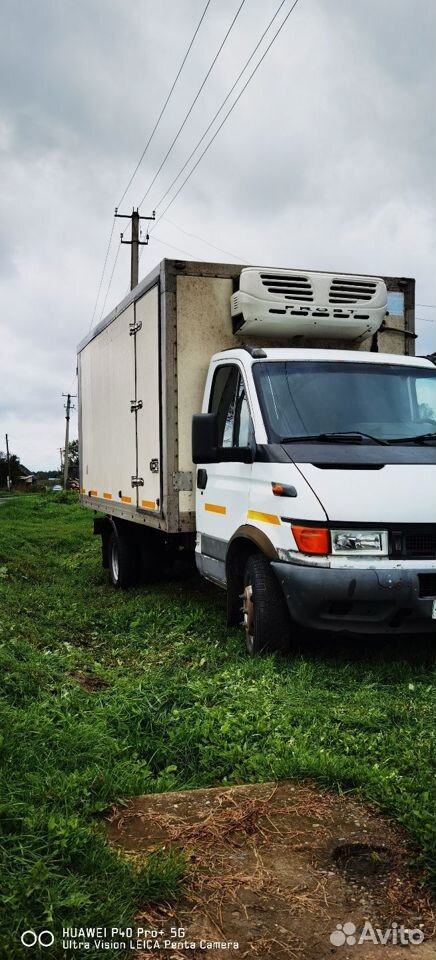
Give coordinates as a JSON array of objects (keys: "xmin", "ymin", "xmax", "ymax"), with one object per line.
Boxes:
[{"xmin": 197, "ymin": 468, "xmax": 208, "ymax": 490}]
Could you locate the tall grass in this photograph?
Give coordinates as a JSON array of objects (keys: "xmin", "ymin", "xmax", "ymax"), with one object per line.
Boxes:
[{"xmin": 0, "ymin": 494, "xmax": 435, "ymax": 957}]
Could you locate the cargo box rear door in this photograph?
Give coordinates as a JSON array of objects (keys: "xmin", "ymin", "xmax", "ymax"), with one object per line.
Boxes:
[{"xmin": 134, "ymin": 285, "xmax": 161, "ymax": 513}]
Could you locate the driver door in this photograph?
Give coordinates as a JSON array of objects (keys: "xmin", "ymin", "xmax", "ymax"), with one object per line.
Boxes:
[{"xmin": 196, "ymin": 362, "xmax": 254, "ymax": 585}]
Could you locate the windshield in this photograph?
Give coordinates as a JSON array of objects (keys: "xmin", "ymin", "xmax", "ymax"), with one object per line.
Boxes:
[{"xmin": 253, "ymin": 361, "xmax": 436, "ymax": 443}]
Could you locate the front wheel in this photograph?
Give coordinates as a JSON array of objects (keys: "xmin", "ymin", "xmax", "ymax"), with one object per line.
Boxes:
[{"xmin": 242, "ymin": 554, "xmax": 291, "ymax": 655}]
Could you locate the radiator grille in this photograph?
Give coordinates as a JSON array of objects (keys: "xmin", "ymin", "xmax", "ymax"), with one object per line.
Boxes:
[
  {"xmin": 329, "ymin": 277, "xmax": 378, "ymax": 304},
  {"xmin": 260, "ymin": 273, "xmax": 313, "ymax": 302},
  {"xmin": 403, "ymin": 530, "xmax": 436, "ymax": 559}
]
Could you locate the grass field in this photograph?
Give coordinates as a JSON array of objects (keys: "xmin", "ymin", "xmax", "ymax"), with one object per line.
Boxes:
[{"xmin": 1, "ymin": 493, "xmax": 435, "ymax": 957}]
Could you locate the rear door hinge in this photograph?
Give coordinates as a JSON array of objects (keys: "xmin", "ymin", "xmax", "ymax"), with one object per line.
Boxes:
[
  {"xmin": 130, "ymin": 399, "xmax": 143, "ymax": 412},
  {"xmin": 131, "ymin": 476, "xmax": 144, "ymax": 487},
  {"xmin": 129, "ymin": 320, "xmax": 142, "ymax": 336}
]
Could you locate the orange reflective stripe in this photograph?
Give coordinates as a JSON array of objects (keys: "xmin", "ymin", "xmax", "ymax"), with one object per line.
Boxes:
[
  {"xmin": 120, "ymin": 495, "xmax": 132, "ymax": 504},
  {"xmin": 247, "ymin": 510, "xmax": 280, "ymax": 525},
  {"xmin": 141, "ymin": 500, "xmax": 156, "ymax": 509},
  {"xmin": 204, "ymin": 502, "xmax": 226, "ymax": 515},
  {"xmin": 89, "ymin": 490, "xmax": 98, "ymax": 497},
  {"xmin": 103, "ymin": 492, "xmax": 112, "ymax": 500}
]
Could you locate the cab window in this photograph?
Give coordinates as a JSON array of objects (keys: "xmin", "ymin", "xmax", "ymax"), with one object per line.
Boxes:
[{"xmin": 209, "ymin": 365, "xmax": 254, "ymax": 448}]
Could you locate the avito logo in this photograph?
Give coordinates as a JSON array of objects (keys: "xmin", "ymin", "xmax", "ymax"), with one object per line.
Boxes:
[{"xmin": 330, "ymin": 920, "xmax": 424, "ymax": 947}]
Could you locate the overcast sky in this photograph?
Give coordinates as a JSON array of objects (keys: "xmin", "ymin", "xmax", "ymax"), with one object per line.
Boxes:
[{"xmin": 0, "ymin": 0, "xmax": 435, "ymax": 470}]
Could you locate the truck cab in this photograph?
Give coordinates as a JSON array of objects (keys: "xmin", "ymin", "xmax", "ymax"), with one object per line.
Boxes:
[{"xmin": 193, "ymin": 347, "xmax": 436, "ymax": 652}]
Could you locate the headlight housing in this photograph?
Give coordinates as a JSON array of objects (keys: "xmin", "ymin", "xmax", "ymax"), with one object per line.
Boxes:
[{"xmin": 331, "ymin": 529, "xmax": 388, "ymax": 556}]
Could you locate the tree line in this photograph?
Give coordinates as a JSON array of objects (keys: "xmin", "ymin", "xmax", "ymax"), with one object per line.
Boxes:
[{"xmin": 0, "ymin": 440, "xmax": 79, "ymax": 487}]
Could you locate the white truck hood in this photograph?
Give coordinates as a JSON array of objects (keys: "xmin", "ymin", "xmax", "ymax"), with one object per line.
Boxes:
[{"xmin": 294, "ymin": 462, "xmax": 436, "ymax": 523}]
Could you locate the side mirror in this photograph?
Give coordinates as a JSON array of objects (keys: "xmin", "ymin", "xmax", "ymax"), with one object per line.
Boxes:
[
  {"xmin": 192, "ymin": 414, "xmax": 255, "ymax": 464},
  {"xmin": 192, "ymin": 414, "xmax": 218, "ymax": 464}
]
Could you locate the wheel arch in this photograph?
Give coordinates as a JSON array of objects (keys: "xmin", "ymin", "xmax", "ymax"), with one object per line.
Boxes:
[
  {"xmin": 225, "ymin": 525, "xmax": 279, "ymax": 626},
  {"xmin": 93, "ymin": 514, "xmax": 140, "ymax": 571},
  {"xmin": 93, "ymin": 515, "xmax": 114, "ymax": 568}
]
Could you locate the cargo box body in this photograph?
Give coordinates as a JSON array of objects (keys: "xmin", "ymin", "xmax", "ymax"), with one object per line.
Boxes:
[{"xmin": 77, "ymin": 259, "xmax": 415, "ymax": 535}]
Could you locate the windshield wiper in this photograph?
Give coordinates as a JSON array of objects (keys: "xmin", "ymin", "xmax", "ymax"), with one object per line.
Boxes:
[
  {"xmin": 384, "ymin": 432, "xmax": 436, "ymax": 445},
  {"xmin": 280, "ymin": 431, "xmax": 389, "ymax": 445}
]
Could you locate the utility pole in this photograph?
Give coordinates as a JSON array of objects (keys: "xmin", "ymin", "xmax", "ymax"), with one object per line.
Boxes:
[
  {"xmin": 62, "ymin": 394, "xmax": 76, "ymax": 489},
  {"xmin": 5, "ymin": 433, "xmax": 11, "ymax": 490},
  {"xmin": 115, "ymin": 207, "xmax": 155, "ymax": 290},
  {"xmin": 60, "ymin": 447, "xmax": 64, "ymax": 472}
]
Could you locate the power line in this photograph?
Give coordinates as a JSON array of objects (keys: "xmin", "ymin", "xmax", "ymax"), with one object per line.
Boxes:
[
  {"xmin": 99, "ymin": 241, "xmax": 122, "ymax": 322},
  {"xmin": 152, "ymin": 226, "xmax": 247, "ymax": 263},
  {"xmin": 137, "ymin": 0, "xmax": 303, "ymax": 280},
  {"xmin": 117, "ymin": 0, "xmax": 213, "ymax": 209},
  {"xmin": 88, "ymin": 0, "xmax": 213, "ymax": 332},
  {"xmin": 88, "ymin": 216, "xmax": 116, "ymax": 331},
  {"xmin": 67, "ymin": 370, "xmax": 77, "ymax": 394},
  {"xmin": 149, "ymin": 0, "xmax": 303, "ymax": 230},
  {"xmin": 137, "ymin": 0, "xmax": 247, "ymax": 209},
  {"xmin": 152, "ymin": 0, "xmax": 289, "ymax": 215},
  {"xmin": 151, "ymin": 231, "xmax": 202, "ymax": 259},
  {"xmin": 161, "ymin": 216, "xmax": 248, "ymax": 262},
  {"xmin": 137, "ymin": 225, "xmax": 198, "ymax": 271}
]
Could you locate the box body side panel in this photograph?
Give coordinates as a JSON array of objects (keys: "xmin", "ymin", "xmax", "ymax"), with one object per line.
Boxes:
[
  {"xmin": 79, "ymin": 283, "xmax": 167, "ymax": 529},
  {"xmin": 176, "ymin": 274, "xmax": 235, "ymax": 519},
  {"xmin": 80, "ymin": 302, "xmax": 135, "ymax": 502}
]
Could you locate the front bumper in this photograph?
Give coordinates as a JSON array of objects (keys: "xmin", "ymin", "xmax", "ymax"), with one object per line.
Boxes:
[{"xmin": 271, "ymin": 562, "xmax": 436, "ymax": 634}]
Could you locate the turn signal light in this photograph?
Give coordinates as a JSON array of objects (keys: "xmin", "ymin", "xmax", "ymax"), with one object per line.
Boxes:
[
  {"xmin": 271, "ymin": 482, "xmax": 297, "ymax": 497},
  {"xmin": 292, "ymin": 525, "xmax": 330, "ymax": 555}
]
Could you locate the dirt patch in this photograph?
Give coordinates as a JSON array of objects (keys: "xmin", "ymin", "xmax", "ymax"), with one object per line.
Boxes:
[
  {"xmin": 332, "ymin": 842, "xmax": 392, "ymax": 882},
  {"xmin": 66, "ymin": 669, "xmax": 109, "ymax": 692},
  {"xmin": 105, "ymin": 782, "xmax": 435, "ymax": 959}
]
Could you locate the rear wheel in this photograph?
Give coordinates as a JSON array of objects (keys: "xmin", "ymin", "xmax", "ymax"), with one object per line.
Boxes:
[
  {"xmin": 242, "ymin": 553, "xmax": 291, "ymax": 655},
  {"xmin": 108, "ymin": 525, "xmax": 139, "ymax": 589}
]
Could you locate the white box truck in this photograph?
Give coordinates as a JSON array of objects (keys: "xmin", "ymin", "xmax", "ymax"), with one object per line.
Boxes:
[{"xmin": 77, "ymin": 259, "xmax": 436, "ymax": 652}]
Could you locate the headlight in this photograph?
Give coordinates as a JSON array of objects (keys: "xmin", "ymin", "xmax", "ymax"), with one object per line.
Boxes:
[{"xmin": 331, "ymin": 529, "xmax": 388, "ymax": 556}]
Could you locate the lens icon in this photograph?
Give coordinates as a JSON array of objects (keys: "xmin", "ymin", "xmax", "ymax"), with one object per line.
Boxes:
[
  {"xmin": 21, "ymin": 931, "xmax": 38, "ymax": 947},
  {"xmin": 20, "ymin": 930, "xmax": 55, "ymax": 948}
]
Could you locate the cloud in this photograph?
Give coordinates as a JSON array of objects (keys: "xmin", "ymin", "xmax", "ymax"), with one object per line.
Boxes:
[{"xmin": 0, "ymin": 0, "xmax": 434, "ymax": 469}]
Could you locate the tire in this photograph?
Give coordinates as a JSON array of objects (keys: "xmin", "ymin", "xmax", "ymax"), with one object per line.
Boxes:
[
  {"xmin": 242, "ymin": 553, "xmax": 291, "ymax": 655},
  {"xmin": 108, "ymin": 525, "xmax": 139, "ymax": 589}
]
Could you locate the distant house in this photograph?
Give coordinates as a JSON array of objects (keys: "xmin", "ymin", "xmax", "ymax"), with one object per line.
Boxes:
[{"xmin": 18, "ymin": 466, "xmax": 36, "ymax": 487}]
